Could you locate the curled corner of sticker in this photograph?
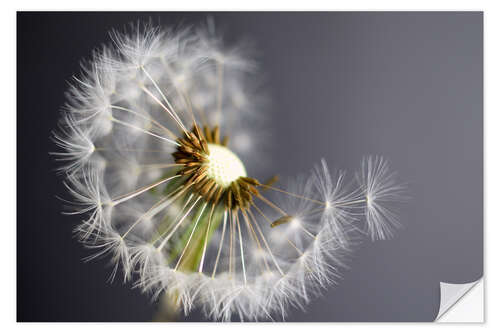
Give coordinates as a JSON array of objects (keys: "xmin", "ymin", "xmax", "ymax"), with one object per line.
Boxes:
[{"xmin": 435, "ymin": 278, "xmax": 484, "ymax": 322}]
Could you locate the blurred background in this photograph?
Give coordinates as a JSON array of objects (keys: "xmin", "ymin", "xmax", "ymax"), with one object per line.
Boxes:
[{"xmin": 17, "ymin": 12, "xmax": 482, "ymax": 321}]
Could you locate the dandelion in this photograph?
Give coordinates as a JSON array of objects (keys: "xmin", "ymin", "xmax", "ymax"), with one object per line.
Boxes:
[{"xmin": 53, "ymin": 22, "xmax": 405, "ymax": 321}]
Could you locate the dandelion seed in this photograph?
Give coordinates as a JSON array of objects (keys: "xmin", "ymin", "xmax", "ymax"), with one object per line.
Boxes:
[
  {"xmin": 53, "ymin": 22, "xmax": 406, "ymax": 321},
  {"xmin": 356, "ymin": 156, "xmax": 407, "ymax": 241}
]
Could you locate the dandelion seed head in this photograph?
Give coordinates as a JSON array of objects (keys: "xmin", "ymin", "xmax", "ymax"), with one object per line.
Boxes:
[{"xmin": 53, "ymin": 21, "xmax": 406, "ymax": 321}]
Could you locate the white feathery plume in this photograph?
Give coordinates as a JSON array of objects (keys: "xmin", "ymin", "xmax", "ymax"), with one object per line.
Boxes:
[
  {"xmin": 82, "ymin": 226, "xmax": 133, "ymax": 283},
  {"xmin": 356, "ymin": 156, "xmax": 407, "ymax": 241},
  {"xmin": 311, "ymin": 159, "xmax": 361, "ymax": 246},
  {"xmin": 51, "ymin": 114, "xmax": 96, "ymax": 174},
  {"xmin": 63, "ymin": 167, "xmax": 112, "ymax": 240}
]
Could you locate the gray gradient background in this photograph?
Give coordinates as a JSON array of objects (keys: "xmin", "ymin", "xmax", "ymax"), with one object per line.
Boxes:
[{"xmin": 17, "ymin": 12, "xmax": 483, "ymax": 321}]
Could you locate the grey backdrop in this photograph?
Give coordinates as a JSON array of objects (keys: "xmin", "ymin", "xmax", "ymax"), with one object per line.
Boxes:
[{"xmin": 17, "ymin": 12, "xmax": 483, "ymax": 321}]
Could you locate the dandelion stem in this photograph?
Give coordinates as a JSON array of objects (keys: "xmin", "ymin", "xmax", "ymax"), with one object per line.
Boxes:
[{"xmin": 174, "ymin": 202, "xmax": 207, "ymax": 270}]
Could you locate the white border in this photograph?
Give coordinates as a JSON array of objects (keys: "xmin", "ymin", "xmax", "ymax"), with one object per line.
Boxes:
[{"xmin": 3, "ymin": 1, "xmax": 496, "ymax": 332}]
